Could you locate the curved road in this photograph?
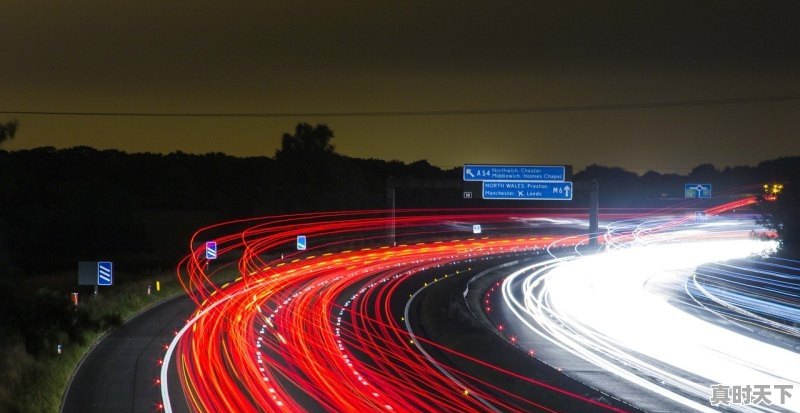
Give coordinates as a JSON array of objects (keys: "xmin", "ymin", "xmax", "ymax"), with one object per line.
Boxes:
[
  {"xmin": 66, "ymin": 204, "xmax": 773, "ymax": 412},
  {"xmin": 62, "ymin": 295, "xmax": 193, "ymax": 413},
  {"xmin": 487, "ymin": 213, "xmax": 799, "ymax": 412}
]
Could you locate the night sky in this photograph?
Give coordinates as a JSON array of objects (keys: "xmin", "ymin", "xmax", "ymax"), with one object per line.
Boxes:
[{"xmin": 2, "ymin": 1, "xmax": 799, "ymax": 173}]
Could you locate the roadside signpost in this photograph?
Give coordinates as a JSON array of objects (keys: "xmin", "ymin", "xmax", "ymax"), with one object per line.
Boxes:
[
  {"xmin": 205, "ymin": 241, "xmax": 218, "ymax": 260},
  {"xmin": 78, "ymin": 261, "xmax": 114, "ymax": 295},
  {"xmin": 463, "ymin": 164, "xmax": 573, "ymax": 201},
  {"xmin": 462, "ymin": 162, "xmax": 589, "ymax": 241},
  {"xmin": 482, "ymin": 181, "xmax": 573, "ymax": 201},
  {"xmin": 463, "ymin": 164, "xmax": 565, "ymax": 182},
  {"xmin": 685, "ymin": 183, "xmax": 712, "ymax": 199},
  {"xmin": 297, "ymin": 235, "xmax": 307, "ymax": 251},
  {"xmin": 78, "ymin": 262, "xmax": 96, "ymax": 285},
  {"xmin": 472, "ymin": 224, "xmax": 482, "ymax": 234},
  {"xmin": 97, "ymin": 261, "xmax": 113, "ymax": 286}
]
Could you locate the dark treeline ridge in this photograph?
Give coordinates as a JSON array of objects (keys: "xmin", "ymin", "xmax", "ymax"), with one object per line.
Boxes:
[{"xmin": 0, "ymin": 124, "xmax": 798, "ymax": 276}]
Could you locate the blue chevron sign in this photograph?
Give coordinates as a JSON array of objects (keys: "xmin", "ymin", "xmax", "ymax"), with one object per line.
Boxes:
[
  {"xmin": 97, "ymin": 261, "xmax": 113, "ymax": 286},
  {"xmin": 206, "ymin": 241, "xmax": 218, "ymax": 260}
]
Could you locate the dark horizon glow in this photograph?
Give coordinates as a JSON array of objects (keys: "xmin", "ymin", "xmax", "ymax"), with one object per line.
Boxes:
[{"xmin": 2, "ymin": 1, "xmax": 799, "ymax": 173}]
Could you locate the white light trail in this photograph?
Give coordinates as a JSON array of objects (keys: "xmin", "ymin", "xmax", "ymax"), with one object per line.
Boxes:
[{"xmin": 502, "ymin": 223, "xmax": 799, "ymax": 412}]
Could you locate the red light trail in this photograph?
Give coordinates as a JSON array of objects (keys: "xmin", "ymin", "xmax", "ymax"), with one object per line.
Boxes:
[{"xmin": 159, "ymin": 202, "xmax": 757, "ymax": 412}]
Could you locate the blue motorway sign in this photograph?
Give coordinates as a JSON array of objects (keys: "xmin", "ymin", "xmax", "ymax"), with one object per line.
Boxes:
[
  {"xmin": 463, "ymin": 164, "xmax": 565, "ymax": 182},
  {"xmin": 297, "ymin": 235, "xmax": 307, "ymax": 251},
  {"xmin": 97, "ymin": 261, "xmax": 113, "ymax": 286},
  {"xmin": 685, "ymin": 183, "xmax": 712, "ymax": 199},
  {"xmin": 483, "ymin": 181, "xmax": 573, "ymax": 201},
  {"xmin": 205, "ymin": 241, "xmax": 217, "ymax": 260}
]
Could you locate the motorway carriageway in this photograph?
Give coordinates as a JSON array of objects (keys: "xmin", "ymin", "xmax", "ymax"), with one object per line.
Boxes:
[{"xmin": 150, "ymin": 198, "xmax": 795, "ymax": 412}]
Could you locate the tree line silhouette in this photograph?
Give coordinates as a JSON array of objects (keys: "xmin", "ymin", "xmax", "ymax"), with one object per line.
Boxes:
[{"xmin": 0, "ymin": 122, "xmax": 797, "ymax": 276}]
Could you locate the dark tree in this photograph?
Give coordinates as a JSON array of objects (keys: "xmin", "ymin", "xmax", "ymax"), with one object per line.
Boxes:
[
  {"xmin": 756, "ymin": 158, "xmax": 800, "ymax": 257},
  {"xmin": 266, "ymin": 123, "xmax": 373, "ymax": 212},
  {"xmin": 0, "ymin": 120, "xmax": 18, "ymax": 146},
  {"xmin": 276, "ymin": 123, "xmax": 335, "ymax": 158},
  {"xmin": 574, "ymin": 164, "xmax": 641, "ymax": 206},
  {"xmin": 689, "ymin": 163, "xmax": 720, "ymax": 184},
  {"xmin": 0, "ymin": 120, "xmax": 18, "ymax": 275},
  {"xmin": 689, "ymin": 163, "xmax": 718, "ymax": 178},
  {"xmin": 759, "ymin": 186, "xmax": 800, "ymax": 257}
]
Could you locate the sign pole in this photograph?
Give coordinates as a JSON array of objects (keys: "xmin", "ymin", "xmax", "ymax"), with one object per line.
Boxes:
[
  {"xmin": 296, "ymin": 235, "xmax": 307, "ymax": 250},
  {"xmin": 391, "ymin": 188, "xmax": 396, "ymax": 247},
  {"xmin": 589, "ymin": 179, "xmax": 599, "ymax": 247},
  {"xmin": 387, "ymin": 179, "xmax": 396, "ymax": 246}
]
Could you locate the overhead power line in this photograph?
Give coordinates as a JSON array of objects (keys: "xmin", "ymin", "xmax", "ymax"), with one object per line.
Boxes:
[{"xmin": 1, "ymin": 94, "xmax": 799, "ymax": 118}]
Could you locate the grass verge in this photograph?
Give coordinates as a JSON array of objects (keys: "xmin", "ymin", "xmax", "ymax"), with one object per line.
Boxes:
[{"xmin": 1, "ymin": 267, "xmax": 237, "ymax": 413}]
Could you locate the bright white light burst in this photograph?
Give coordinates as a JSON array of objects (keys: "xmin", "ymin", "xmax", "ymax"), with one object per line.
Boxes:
[{"xmin": 503, "ymin": 236, "xmax": 799, "ymax": 412}]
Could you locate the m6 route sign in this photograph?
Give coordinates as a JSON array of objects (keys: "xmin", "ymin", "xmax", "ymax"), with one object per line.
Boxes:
[{"xmin": 482, "ymin": 181, "xmax": 573, "ymax": 201}]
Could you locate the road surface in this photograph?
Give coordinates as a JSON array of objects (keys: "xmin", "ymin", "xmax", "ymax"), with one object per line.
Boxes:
[{"xmin": 62, "ymin": 295, "xmax": 193, "ymax": 413}]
